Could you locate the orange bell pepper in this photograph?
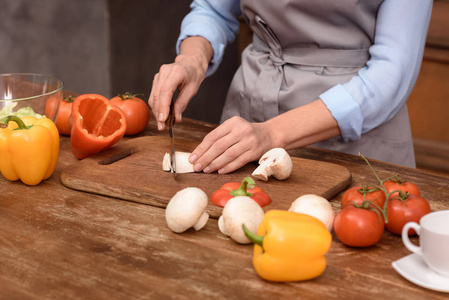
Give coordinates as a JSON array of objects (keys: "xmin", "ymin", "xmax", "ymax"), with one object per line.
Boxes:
[{"xmin": 70, "ymin": 94, "xmax": 126, "ymax": 159}]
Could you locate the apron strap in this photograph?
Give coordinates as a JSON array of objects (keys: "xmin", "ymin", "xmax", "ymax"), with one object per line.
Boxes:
[
  {"xmin": 253, "ymin": 34, "xmax": 370, "ymax": 68},
  {"xmin": 249, "ymin": 16, "xmax": 370, "ymax": 122},
  {"xmin": 253, "ymin": 15, "xmax": 370, "ymax": 67}
]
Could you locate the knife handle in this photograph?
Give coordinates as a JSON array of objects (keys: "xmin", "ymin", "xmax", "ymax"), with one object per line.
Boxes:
[{"xmin": 165, "ymin": 100, "xmax": 175, "ymax": 127}]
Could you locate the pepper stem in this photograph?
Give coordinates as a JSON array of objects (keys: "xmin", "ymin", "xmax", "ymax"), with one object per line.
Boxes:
[
  {"xmin": 230, "ymin": 177, "xmax": 255, "ymax": 197},
  {"xmin": 242, "ymin": 224, "xmax": 264, "ymax": 247},
  {"xmin": 0, "ymin": 115, "xmax": 31, "ymax": 130}
]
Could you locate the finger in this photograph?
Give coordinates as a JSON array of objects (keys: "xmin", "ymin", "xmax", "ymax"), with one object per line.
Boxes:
[
  {"xmin": 154, "ymin": 70, "xmax": 183, "ymax": 130},
  {"xmin": 148, "ymin": 75, "xmax": 156, "ymax": 108},
  {"xmin": 156, "ymin": 85, "xmax": 176, "ymax": 128},
  {"xmin": 148, "ymin": 73, "xmax": 159, "ymax": 120},
  {"xmin": 189, "ymin": 123, "xmax": 233, "ymax": 168},
  {"xmin": 204, "ymin": 141, "xmax": 253, "ymax": 174},
  {"xmin": 216, "ymin": 149, "xmax": 256, "ymax": 174},
  {"xmin": 151, "ymin": 70, "xmax": 168, "ymax": 131},
  {"xmin": 193, "ymin": 126, "xmax": 248, "ymax": 173},
  {"xmin": 199, "ymin": 119, "xmax": 271, "ymax": 174}
]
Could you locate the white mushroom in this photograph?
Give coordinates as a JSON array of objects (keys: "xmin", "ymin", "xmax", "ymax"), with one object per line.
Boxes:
[
  {"xmin": 218, "ymin": 196, "xmax": 265, "ymax": 244},
  {"xmin": 162, "ymin": 151, "xmax": 195, "ymax": 173},
  {"xmin": 252, "ymin": 148, "xmax": 292, "ymax": 181},
  {"xmin": 288, "ymin": 194, "xmax": 335, "ymax": 232},
  {"xmin": 162, "ymin": 153, "xmax": 171, "ymax": 172},
  {"xmin": 165, "ymin": 187, "xmax": 209, "ymax": 233}
]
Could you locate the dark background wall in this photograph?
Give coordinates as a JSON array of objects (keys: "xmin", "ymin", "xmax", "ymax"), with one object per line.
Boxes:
[{"xmin": 0, "ymin": 0, "xmax": 239, "ymax": 124}]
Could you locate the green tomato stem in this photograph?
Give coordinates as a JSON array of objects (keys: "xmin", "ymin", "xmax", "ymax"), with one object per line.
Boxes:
[
  {"xmin": 358, "ymin": 152, "xmax": 391, "ymax": 223},
  {"xmin": 64, "ymin": 95, "xmax": 75, "ymax": 103},
  {"xmin": 118, "ymin": 92, "xmax": 143, "ymax": 100}
]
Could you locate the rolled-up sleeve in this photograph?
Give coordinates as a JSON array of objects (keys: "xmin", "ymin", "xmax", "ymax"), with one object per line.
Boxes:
[
  {"xmin": 176, "ymin": 0, "xmax": 242, "ymax": 76},
  {"xmin": 320, "ymin": 0, "xmax": 432, "ymax": 142}
]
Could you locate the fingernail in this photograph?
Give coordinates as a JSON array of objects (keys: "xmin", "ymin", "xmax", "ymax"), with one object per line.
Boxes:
[
  {"xmin": 193, "ymin": 163, "xmax": 202, "ymax": 172},
  {"xmin": 177, "ymin": 113, "xmax": 182, "ymax": 122},
  {"xmin": 189, "ymin": 154, "xmax": 197, "ymax": 164},
  {"xmin": 158, "ymin": 113, "xmax": 164, "ymax": 122},
  {"xmin": 203, "ymin": 166, "xmax": 210, "ymax": 173},
  {"xmin": 218, "ymin": 168, "xmax": 225, "ymax": 174},
  {"xmin": 157, "ymin": 122, "xmax": 163, "ymax": 130}
]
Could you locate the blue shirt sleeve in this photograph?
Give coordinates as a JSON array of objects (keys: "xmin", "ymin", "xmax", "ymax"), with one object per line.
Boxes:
[
  {"xmin": 176, "ymin": 0, "xmax": 242, "ymax": 77},
  {"xmin": 320, "ymin": 0, "xmax": 433, "ymax": 142}
]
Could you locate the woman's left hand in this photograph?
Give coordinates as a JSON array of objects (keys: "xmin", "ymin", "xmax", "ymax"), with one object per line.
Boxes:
[{"xmin": 188, "ymin": 116, "xmax": 276, "ymax": 174}]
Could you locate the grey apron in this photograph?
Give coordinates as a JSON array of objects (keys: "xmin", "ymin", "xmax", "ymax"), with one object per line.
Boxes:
[{"xmin": 221, "ymin": 0, "xmax": 416, "ymax": 167}]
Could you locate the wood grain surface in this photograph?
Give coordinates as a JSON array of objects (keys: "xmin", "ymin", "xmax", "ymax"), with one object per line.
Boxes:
[
  {"xmin": 1, "ymin": 117, "xmax": 449, "ymax": 300},
  {"xmin": 60, "ymin": 136, "xmax": 352, "ymax": 218}
]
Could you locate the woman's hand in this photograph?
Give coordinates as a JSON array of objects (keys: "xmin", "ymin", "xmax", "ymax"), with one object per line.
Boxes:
[
  {"xmin": 188, "ymin": 117, "xmax": 276, "ymax": 174},
  {"xmin": 148, "ymin": 36, "xmax": 212, "ymax": 130},
  {"xmin": 188, "ymin": 100, "xmax": 341, "ymax": 174}
]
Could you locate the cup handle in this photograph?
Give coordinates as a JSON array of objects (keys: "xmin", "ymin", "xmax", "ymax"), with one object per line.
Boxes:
[{"xmin": 402, "ymin": 222, "xmax": 422, "ymax": 255}]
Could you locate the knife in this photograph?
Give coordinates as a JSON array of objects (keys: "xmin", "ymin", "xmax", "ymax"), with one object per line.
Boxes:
[{"xmin": 165, "ymin": 95, "xmax": 177, "ymax": 178}]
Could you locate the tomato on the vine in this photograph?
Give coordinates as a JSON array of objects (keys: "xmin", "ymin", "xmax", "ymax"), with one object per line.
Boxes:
[
  {"xmin": 341, "ymin": 186, "xmax": 386, "ymax": 209},
  {"xmin": 386, "ymin": 194, "xmax": 430, "ymax": 235},
  {"xmin": 334, "ymin": 205, "xmax": 385, "ymax": 247},
  {"xmin": 383, "ymin": 176, "xmax": 420, "ymax": 200},
  {"xmin": 110, "ymin": 92, "xmax": 150, "ymax": 135}
]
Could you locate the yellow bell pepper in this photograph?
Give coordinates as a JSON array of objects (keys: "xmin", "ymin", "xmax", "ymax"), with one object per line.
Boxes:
[
  {"xmin": 0, "ymin": 115, "xmax": 59, "ymax": 185},
  {"xmin": 243, "ymin": 210, "xmax": 332, "ymax": 282}
]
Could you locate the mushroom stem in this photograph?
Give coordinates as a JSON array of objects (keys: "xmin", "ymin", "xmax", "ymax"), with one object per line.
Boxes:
[
  {"xmin": 252, "ymin": 165, "xmax": 270, "ymax": 181},
  {"xmin": 252, "ymin": 148, "xmax": 292, "ymax": 181},
  {"xmin": 193, "ymin": 212, "xmax": 209, "ymax": 231}
]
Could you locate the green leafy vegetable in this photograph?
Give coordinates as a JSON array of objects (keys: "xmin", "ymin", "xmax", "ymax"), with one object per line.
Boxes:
[{"xmin": 0, "ymin": 102, "xmax": 44, "ymax": 119}]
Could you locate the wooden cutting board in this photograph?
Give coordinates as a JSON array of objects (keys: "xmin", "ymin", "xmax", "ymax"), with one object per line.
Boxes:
[{"xmin": 61, "ymin": 136, "xmax": 352, "ymax": 218}]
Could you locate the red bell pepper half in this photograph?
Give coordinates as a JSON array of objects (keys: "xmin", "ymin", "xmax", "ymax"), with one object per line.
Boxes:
[
  {"xmin": 70, "ymin": 94, "xmax": 126, "ymax": 159},
  {"xmin": 211, "ymin": 177, "xmax": 271, "ymax": 207}
]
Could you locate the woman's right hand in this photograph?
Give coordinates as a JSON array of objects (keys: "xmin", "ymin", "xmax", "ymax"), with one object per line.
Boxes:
[{"xmin": 148, "ymin": 36, "xmax": 213, "ymax": 131}]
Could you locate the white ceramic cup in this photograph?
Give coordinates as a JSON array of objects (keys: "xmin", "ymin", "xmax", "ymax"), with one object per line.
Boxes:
[{"xmin": 402, "ymin": 210, "xmax": 449, "ymax": 277}]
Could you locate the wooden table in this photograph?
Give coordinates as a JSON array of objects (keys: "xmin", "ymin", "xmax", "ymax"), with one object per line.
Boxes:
[{"xmin": 1, "ymin": 117, "xmax": 448, "ymax": 300}]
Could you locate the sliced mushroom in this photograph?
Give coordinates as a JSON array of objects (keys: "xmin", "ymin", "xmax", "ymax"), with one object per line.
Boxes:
[
  {"xmin": 165, "ymin": 187, "xmax": 209, "ymax": 233},
  {"xmin": 162, "ymin": 151, "xmax": 195, "ymax": 173},
  {"xmin": 218, "ymin": 196, "xmax": 265, "ymax": 244},
  {"xmin": 252, "ymin": 148, "xmax": 293, "ymax": 181},
  {"xmin": 162, "ymin": 153, "xmax": 172, "ymax": 172}
]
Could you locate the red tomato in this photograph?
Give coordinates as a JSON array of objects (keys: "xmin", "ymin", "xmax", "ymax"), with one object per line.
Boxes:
[
  {"xmin": 341, "ymin": 186, "xmax": 386, "ymax": 209},
  {"xmin": 44, "ymin": 94, "xmax": 61, "ymax": 122},
  {"xmin": 386, "ymin": 194, "xmax": 431, "ymax": 235},
  {"xmin": 110, "ymin": 92, "xmax": 150, "ymax": 135},
  {"xmin": 334, "ymin": 206, "xmax": 385, "ymax": 247},
  {"xmin": 51, "ymin": 95, "xmax": 75, "ymax": 135},
  {"xmin": 383, "ymin": 177, "xmax": 420, "ymax": 200}
]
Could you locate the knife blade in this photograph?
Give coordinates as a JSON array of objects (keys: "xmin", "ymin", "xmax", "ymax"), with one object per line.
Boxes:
[{"xmin": 165, "ymin": 96, "xmax": 177, "ymax": 178}]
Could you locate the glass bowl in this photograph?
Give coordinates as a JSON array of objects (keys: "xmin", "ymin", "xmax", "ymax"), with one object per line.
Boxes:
[{"xmin": 0, "ymin": 73, "xmax": 64, "ymax": 123}]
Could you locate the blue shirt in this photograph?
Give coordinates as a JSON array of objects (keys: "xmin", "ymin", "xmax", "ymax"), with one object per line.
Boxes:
[{"xmin": 177, "ymin": 0, "xmax": 432, "ymax": 142}]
